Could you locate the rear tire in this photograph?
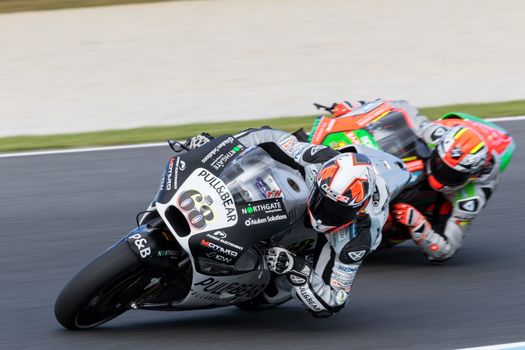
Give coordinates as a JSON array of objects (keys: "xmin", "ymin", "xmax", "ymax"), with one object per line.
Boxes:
[{"xmin": 55, "ymin": 242, "xmax": 145, "ymax": 330}]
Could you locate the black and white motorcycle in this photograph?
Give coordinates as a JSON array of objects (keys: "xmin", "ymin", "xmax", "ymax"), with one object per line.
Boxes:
[{"xmin": 55, "ymin": 135, "xmax": 319, "ymax": 329}]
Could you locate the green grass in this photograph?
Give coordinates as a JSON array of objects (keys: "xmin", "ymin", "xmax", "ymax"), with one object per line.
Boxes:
[
  {"xmin": 0, "ymin": 0, "xmax": 179, "ymax": 14},
  {"xmin": 1, "ymin": 99, "xmax": 524, "ymax": 153}
]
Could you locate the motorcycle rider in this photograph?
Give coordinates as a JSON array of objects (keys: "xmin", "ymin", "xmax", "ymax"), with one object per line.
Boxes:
[
  {"xmin": 188, "ymin": 127, "xmax": 411, "ymax": 317},
  {"xmin": 321, "ymin": 99, "xmax": 514, "ymax": 262}
]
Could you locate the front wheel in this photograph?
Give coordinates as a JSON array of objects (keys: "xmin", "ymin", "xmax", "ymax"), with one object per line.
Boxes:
[{"xmin": 55, "ymin": 242, "xmax": 147, "ymax": 330}]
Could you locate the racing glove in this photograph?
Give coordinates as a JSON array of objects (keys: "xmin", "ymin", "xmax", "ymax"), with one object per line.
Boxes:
[
  {"xmin": 265, "ymin": 247, "xmax": 311, "ymax": 286},
  {"xmin": 392, "ymin": 203, "xmax": 427, "ymax": 227},
  {"xmin": 392, "ymin": 203, "xmax": 453, "ymax": 261}
]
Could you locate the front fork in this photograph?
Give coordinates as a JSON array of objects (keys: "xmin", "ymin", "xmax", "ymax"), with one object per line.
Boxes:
[{"xmin": 120, "ymin": 217, "xmax": 192, "ymax": 309}]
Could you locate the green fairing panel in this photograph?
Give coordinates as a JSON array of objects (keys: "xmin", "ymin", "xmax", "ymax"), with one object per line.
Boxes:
[
  {"xmin": 441, "ymin": 112, "xmax": 516, "ymax": 172},
  {"xmin": 354, "ymin": 129, "xmax": 381, "ymax": 150},
  {"xmin": 320, "ymin": 129, "xmax": 380, "ymax": 151},
  {"xmin": 455, "ymin": 182, "xmax": 477, "ymax": 202},
  {"xmin": 322, "ymin": 132, "xmax": 352, "ymax": 149}
]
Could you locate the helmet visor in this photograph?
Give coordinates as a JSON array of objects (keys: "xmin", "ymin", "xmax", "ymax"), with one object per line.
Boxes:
[
  {"xmin": 307, "ymin": 184, "xmax": 359, "ymax": 227},
  {"xmin": 429, "ymin": 151, "xmax": 471, "ymax": 187}
]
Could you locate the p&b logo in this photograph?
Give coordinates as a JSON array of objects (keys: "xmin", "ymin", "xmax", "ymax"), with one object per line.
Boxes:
[{"xmin": 130, "ymin": 233, "xmax": 151, "ymax": 258}]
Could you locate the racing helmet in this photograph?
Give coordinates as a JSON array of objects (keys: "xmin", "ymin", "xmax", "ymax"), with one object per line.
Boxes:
[
  {"xmin": 427, "ymin": 125, "xmax": 488, "ymax": 190},
  {"xmin": 307, "ymin": 153, "xmax": 376, "ymax": 233}
]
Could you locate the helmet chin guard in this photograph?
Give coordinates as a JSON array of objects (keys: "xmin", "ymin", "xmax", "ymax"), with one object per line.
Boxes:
[
  {"xmin": 428, "ymin": 126, "xmax": 487, "ymax": 189},
  {"xmin": 307, "ymin": 153, "xmax": 375, "ymax": 232}
]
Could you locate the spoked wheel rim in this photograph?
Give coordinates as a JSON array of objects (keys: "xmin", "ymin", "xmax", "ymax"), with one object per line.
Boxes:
[{"xmin": 74, "ymin": 267, "xmax": 147, "ymax": 329}]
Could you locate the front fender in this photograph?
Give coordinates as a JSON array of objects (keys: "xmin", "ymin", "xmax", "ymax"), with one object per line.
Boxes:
[{"xmin": 124, "ymin": 218, "xmax": 185, "ymax": 269}]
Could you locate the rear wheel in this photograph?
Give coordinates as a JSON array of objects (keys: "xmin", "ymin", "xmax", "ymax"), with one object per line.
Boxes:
[{"xmin": 55, "ymin": 242, "xmax": 148, "ymax": 330}]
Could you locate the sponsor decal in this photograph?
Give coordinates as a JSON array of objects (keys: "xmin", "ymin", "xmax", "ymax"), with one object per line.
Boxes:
[
  {"xmin": 326, "ymin": 119, "xmax": 336, "ymax": 132},
  {"xmin": 278, "ymin": 135, "xmax": 297, "ymax": 151},
  {"xmin": 209, "ymin": 145, "xmax": 243, "ymax": 171},
  {"xmin": 240, "ymin": 199, "xmax": 288, "ymax": 227},
  {"xmin": 348, "ymin": 250, "xmax": 366, "ymax": 262},
  {"xmin": 356, "ymin": 131, "xmax": 378, "ymax": 150},
  {"xmin": 244, "ymin": 215, "xmax": 287, "ymax": 226},
  {"xmin": 193, "ymin": 278, "xmax": 266, "ymax": 299},
  {"xmin": 241, "ymin": 200, "xmax": 283, "ymax": 215},
  {"xmin": 166, "ymin": 158, "xmax": 175, "ymax": 190},
  {"xmin": 330, "ymin": 270, "xmax": 354, "ymax": 288},
  {"xmin": 213, "ymin": 254, "xmax": 233, "ymax": 263},
  {"xmin": 197, "ymin": 169, "xmax": 237, "ymax": 222},
  {"xmin": 297, "ymin": 285, "xmax": 324, "ymax": 312},
  {"xmin": 205, "ymin": 250, "xmax": 233, "ymax": 264},
  {"xmin": 171, "ymin": 157, "xmax": 186, "ymax": 190},
  {"xmin": 201, "ymin": 136, "xmax": 244, "ymax": 171},
  {"xmin": 177, "ymin": 189, "xmax": 215, "ymax": 230},
  {"xmin": 205, "ymin": 231, "xmax": 244, "ymax": 251},
  {"xmin": 334, "ymin": 262, "xmax": 358, "ymax": 274},
  {"xmin": 310, "ymin": 118, "xmax": 329, "ymax": 145},
  {"xmin": 211, "ymin": 230, "xmax": 227, "ymax": 239},
  {"xmin": 161, "ymin": 157, "xmax": 186, "ymax": 191},
  {"xmin": 321, "ymin": 183, "xmax": 351, "ymax": 204},
  {"xmin": 346, "ymin": 131, "xmax": 361, "ymax": 145},
  {"xmin": 157, "ymin": 249, "xmax": 179, "ymax": 257},
  {"xmin": 129, "ymin": 233, "xmax": 151, "ymax": 258},
  {"xmin": 202, "ymin": 136, "xmax": 235, "ymax": 163},
  {"xmin": 189, "ymin": 292, "xmax": 238, "ymax": 303},
  {"xmin": 200, "ymin": 239, "xmax": 239, "ymax": 257},
  {"xmin": 356, "ymin": 103, "xmax": 392, "ymax": 126},
  {"xmin": 174, "ymin": 168, "xmax": 238, "ymax": 233},
  {"xmin": 266, "ymin": 190, "xmax": 283, "ymax": 198}
]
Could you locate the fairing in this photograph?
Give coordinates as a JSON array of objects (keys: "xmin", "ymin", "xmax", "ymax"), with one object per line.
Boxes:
[{"xmin": 150, "ymin": 137, "xmax": 313, "ymax": 308}]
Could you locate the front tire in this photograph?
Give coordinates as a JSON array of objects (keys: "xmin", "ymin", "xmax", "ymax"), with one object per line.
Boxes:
[{"xmin": 55, "ymin": 242, "xmax": 145, "ymax": 330}]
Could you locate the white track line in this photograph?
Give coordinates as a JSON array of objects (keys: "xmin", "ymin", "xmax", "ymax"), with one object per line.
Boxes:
[
  {"xmin": 456, "ymin": 341, "xmax": 525, "ymax": 350},
  {"xmin": 0, "ymin": 116, "xmax": 524, "ymax": 159},
  {"xmin": 486, "ymin": 115, "xmax": 525, "ymax": 122},
  {"xmin": 0, "ymin": 142, "xmax": 165, "ymax": 159}
]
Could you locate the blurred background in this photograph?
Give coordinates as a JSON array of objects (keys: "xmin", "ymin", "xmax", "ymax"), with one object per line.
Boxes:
[
  {"xmin": 1, "ymin": 0, "xmax": 525, "ymax": 138},
  {"xmin": 1, "ymin": 1, "xmax": 525, "ymax": 350}
]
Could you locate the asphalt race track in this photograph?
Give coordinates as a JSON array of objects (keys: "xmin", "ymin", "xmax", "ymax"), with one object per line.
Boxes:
[{"xmin": 1, "ymin": 120, "xmax": 525, "ymax": 350}]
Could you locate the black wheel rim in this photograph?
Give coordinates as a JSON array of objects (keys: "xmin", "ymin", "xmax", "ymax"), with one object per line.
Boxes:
[{"xmin": 74, "ymin": 267, "xmax": 147, "ymax": 328}]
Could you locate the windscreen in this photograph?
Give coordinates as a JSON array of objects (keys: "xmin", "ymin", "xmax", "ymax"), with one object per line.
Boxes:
[
  {"xmin": 364, "ymin": 111, "xmax": 423, "ymax": 160},
  {"xmin": 219, "ymin": 146, "xmax": 308, "ymax": 223}
]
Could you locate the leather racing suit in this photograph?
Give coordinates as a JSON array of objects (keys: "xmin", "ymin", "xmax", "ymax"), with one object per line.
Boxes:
[
  {"xmin": 355, "ymin": 100, "xmax": 514, "ymax": 262},
  {"xmin": 234, "ymin": 126, "xmax": 410, "ymax": 316}
]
